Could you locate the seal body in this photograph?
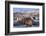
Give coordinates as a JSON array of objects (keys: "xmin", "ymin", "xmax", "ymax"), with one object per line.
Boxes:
[{"xmin": 20, "ymin": 18, "xmax": 32, "ymax": 26}]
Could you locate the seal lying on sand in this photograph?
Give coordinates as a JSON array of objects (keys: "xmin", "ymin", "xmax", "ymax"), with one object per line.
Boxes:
[{"xmin": 19, "ymin": 18, "xmax": 32, "ymax": 26}]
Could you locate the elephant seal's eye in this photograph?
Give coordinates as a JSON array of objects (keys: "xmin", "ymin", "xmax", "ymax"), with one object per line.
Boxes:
[{"xmin": 33, "ymin": 17, "xmax": 35, "ymax": 20}]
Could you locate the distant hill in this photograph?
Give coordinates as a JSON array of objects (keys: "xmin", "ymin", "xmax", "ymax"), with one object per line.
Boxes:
[{"xmin": 13, "ymin": 11, "xmax": 39, "ymax": 17}]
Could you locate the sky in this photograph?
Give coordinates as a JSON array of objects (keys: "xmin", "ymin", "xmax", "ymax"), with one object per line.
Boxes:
[{"xmin": 13, "ymin": 8, "xmax": 39, "ymax": 13}]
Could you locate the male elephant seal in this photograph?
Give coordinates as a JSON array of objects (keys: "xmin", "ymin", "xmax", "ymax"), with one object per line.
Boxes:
[{"xmin": 20, "ymin": 18, "xmax": 32, "ymax": 26}]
